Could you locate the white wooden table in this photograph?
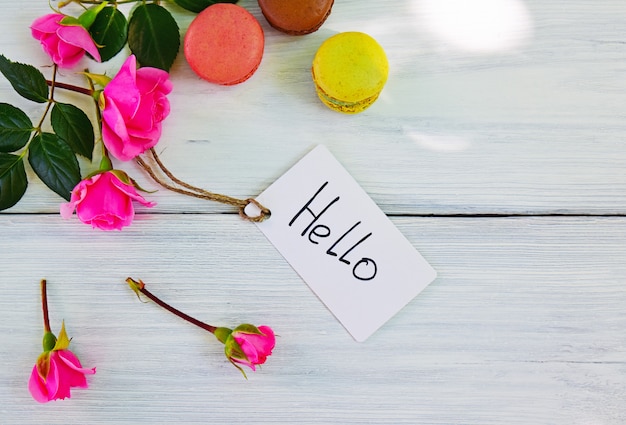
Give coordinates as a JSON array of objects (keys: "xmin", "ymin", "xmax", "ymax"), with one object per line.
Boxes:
[{"xmin": 1, "ymin": 0, "xmax": 625, "ymax": 423}]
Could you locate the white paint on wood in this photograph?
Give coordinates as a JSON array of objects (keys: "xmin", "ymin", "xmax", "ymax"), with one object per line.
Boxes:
[
  {"xmin": 1, "ymin": 216, "xmax": 625, "ymax": 424},
  {"xmin": 1, "ymin": 0, "xmax": 625, "ymax": 423}
]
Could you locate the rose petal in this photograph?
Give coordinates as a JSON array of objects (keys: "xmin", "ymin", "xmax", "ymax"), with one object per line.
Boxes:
[
  {"xmin": 236, "ymin": 339, "xmax": 261, "ymax": 364},
  {"xmin": 28, "ymin": 365, "xmax": 50, "ymax": 403},
  {"xmin": 36, "ymin": 34, "xmax": 62, "ymax": 63},
  {"xmin": 136, "ymin": 67, "xmax": 173, "ymax": 95},
  {"xmin": 231, "ymin": 357, "xmax": 256, "ymax": 371},
  {"xmin": 60, "ymin": 178, "xmax": 90, "ymax": 219},
  {"xmin": 90, "ymin": 214, "xmax": 128, "ymax": 231},
  {"xmin": 75, "ymin": 174, "xmax": 133, "ymax": 226},
  {"xmin": 47, "ymin": 355, "xmax": 71, "ymax": 400},
  {"xmin": 55, "ymin": 40, "xmax": 83, "ymax": 68},
  {"xmin": 110, "ymin": 174, "xmax": 156, "ymax": 207},
  {"xmin": 55, "ymin": 350, "xmax": 95, "ymax": 388},
  {"xmin": 104, "ymin": 56, "xmax": 141, "ymax": 118},
  {"xmin": 57, "ymin": 25, "xmax": 101, "ymax": 62},
  {"xmin": 30, "ymin": 14, "xmax": 63, "ymax": 33},
  {"xmin": 129, "ymin": 96, "xmax": 158, "ymax": 131},
  {"xmin": 234, "ymin": 327, "xmax": 275, "ymax": 359},
  {"xmin": 60, "ymin": 200, "xmax": 76, "ymax": 218},
  {"xmin": 102, "ymin": 99, "xmax": 134, "ymax": 161}
]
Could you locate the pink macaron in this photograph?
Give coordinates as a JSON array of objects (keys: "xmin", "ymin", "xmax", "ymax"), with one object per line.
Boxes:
[{"xmin": 184, "ymin": 4, "xmax": 264, "ymax": 85}]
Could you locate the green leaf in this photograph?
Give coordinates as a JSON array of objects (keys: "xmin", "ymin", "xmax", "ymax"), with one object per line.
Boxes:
[
  {"xmin": 0, "ymin": 55, "xmax": 49, "ymax": 103},
  {"xmin": 128, "ymin": 4, "xmax": 180, "ymax": 71},
  {"xmin": 0, "ymin": 103, "xmax": 33, "ymax": 152},
  {"xmin": 51, "ymin": 103, "xmax": 94, "ymax": 160},
  {"xmin": 28, "ymin": 133, "xmax": 81, "ymax": 201},
  {"xmin": 0, "ymin": 153, "xmax": 28, "ymax": 211},
  {"xmin": 172, "ymin": 0, "xmax": 237, "ymax": 13},
  {"xmin": 89, "ymin": 6, "xmax": 128, "ymax": 62}
]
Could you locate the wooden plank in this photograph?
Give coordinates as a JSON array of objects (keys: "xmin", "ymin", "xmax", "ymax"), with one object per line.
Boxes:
[
  {"xmin": 1, "ymin": 215, "xmax": 624, "ymax": 424},
  {"xmin": 1, "ymin": 1, "xmax": 625, "ymax": 215}
]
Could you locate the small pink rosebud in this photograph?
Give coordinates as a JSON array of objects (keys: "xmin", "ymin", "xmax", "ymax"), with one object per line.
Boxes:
[
  {"xmin": 30, "ymin": 13, "xmax": 101, "ymax": 68},
  {"xmin": 29, "ymin": 348, "xmax": 96, "ymax": 403},
  {"xmin": 101, "ymin": 55, "xmax": 173, "ymax": 161},
  {"xmin": 61, "ymin": 170, "xmax": 155, "ymax": 230},
  {"xmin": 216, "ymin": 324, "xmax": 276, "ymax": 376},
  {"xmin": 29, "ymin": 281, "xmax": 95, "ymax": 403},
  {"xmin": 28, "ymin": 284, "xmax": 96, "ymax": 405},
  {"xmin": 126, "ymin": 278, "xmax": 277, "ymax": 377}
]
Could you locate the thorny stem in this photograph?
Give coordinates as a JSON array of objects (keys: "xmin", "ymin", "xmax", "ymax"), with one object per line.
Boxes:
[
  {"xmin": 126, "ymin": 278, "xmax": 217, "ymax": 334},
  {"xmin": 74, "ymin": 0, "xmax": 142, "ymax": 4},
  {"xmin": 45, "ymin": 79, "xmax": 93, "ymax": 97},
  {"xmin": 41, "ymin": 279, "xmax": 51, "ymax": 333},
  {"xmin": 86, "ymin": 73, "xmax": 112, "ymax": 169},
  {"xmin": 34, "ymin": 65, "xmax": 59, "ymax": 134}
]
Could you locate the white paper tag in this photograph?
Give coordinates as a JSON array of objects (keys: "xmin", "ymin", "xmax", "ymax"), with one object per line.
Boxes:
[{"xmin": 246, "ymin": 145, "xmax": 437, "ymax": 341}]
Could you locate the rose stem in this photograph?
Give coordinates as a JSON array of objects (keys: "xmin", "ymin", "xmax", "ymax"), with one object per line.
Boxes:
[
  {"xmin": 46, "ymin": 80, "xmax": 93, "ymax": 96},
  {"xmin": 127, "ymin": 278, "xmax": 216, "ymax": 334},
  {"xmin": 40, "ymin": 279, "xmax": 51, "ymax": 333}
]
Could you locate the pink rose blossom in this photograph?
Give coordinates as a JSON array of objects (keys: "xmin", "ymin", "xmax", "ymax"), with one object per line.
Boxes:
[
  {"xmin": 30, "ymin": 13, "xmax": 101, "ymax": 68},
  {"xmin": 101, "ymin": 55, "xmax": 173, "ymax": 161},
  {"xmin": 28, "ymin": 349, "xmax": 96, "ymax": 403},
  {"xmin": 228, "ymin": 325, "xmax": 276, "ymax": 371},
  {"xmin": 61, "ymin": 170, "xmax": 155, "ymax": 230}
]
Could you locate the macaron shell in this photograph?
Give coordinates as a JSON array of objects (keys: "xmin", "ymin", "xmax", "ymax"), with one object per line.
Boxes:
[
  {"xmin": 312, "ymin": 79, "xmax": 380, "ymax": 114},
  {"xmin": 312, "ymin": 32, "xmax": 388, "ymax": 113},
  {"xmin": 184, "ymin": 4, "xmax": 264, "ymax": 85},
  {"xmin": 258, "ymin": 0, "xmax": 334, "ymax": 35}
]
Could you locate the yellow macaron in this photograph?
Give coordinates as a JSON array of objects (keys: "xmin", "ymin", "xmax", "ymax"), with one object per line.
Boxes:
[{"xmin": 311, "ymin": 32, "xmax": 388, "ymax": 114}]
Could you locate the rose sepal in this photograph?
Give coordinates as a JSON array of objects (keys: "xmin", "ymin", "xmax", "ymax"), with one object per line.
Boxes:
[
  {"xmin": 60, "ymin": 2, "xmax": 108, "ymax": 30},
  {"xmin": 214, "ymin": 327, "xmax": 232, "ymax": 344},
  {"xmin": 98, "ymin": 155, "xmax": 113, "ymax": 172},
  {"xmin": 126, "ymin": 277, "xmax": 146, "ymax": 302},
  {"xmin": 52, "ymin": 321, "xmax": 71, "ymax": 351},
  {"xmin": 78, "ymin": 2, "xmax": 109, "ymax": 29},
  {"xmin": 35, "ymin": 352, "xmax": 51, "ymax": 381},
  {"xmin": 222, "ymin": 334, "xmax": 250, "ymax": 378},
  {"xmin": 81, "ymin": 72, "xmax": 112, "ymax": 89},
  {"xmin": 42, "ymin": 331, "xmax": 57, "ymax": 352},
  {"xmin": 233, "ymin": 323, "xmax": 265, "ymax": 335},
  {"xmin": 128, "ymin": 176, "xmax": 157, "ymax": 194},
  {"xmin": 59, "ymin": 16, "xmax": 81, "ymax": 27}
]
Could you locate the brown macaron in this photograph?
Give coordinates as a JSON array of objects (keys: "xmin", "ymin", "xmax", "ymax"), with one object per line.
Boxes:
[{"xmin": 258, "ymin": 0, "xmax": 334, "ymax": 35}]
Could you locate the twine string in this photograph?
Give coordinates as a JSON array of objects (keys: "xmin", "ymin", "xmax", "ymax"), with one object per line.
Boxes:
[{"xmin": 135, "ymin": 150, "xmax": 270, "ymax": 222}]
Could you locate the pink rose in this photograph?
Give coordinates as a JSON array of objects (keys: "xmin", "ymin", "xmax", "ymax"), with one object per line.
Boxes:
[
  {"xmin": 101, "ymin": 55, "xmax": 173, "ymax": 161},
  {"xmin": 232, "ymin": 325, "xmax": 275, "ymax": 370},
  {"xmin": 221, "ymin": 325, "xmax": 276, "ymax": 372},
  {"xmin": 28, "ymin": 349, "xmax": 96, "ymax": 403},
  {"xmin": 60, "ymin": 170, "xmax": 155, "ymax": 230},
  {"xmin": 30, "ymin": 13, "xmax": 101, "ymax": 68}
]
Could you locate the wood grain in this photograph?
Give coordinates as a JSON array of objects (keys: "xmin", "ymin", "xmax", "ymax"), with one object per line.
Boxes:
[
  {"xmin": 1, "ymin": 215, "xmax": 625, "ymax": 424},
  {"xmin": 1, "ymin": 0, "xmax": 625, "ymax": 424},
  {"xmin": 1, "ymin": 0, "xmax": 624, "ymax": 215}
]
